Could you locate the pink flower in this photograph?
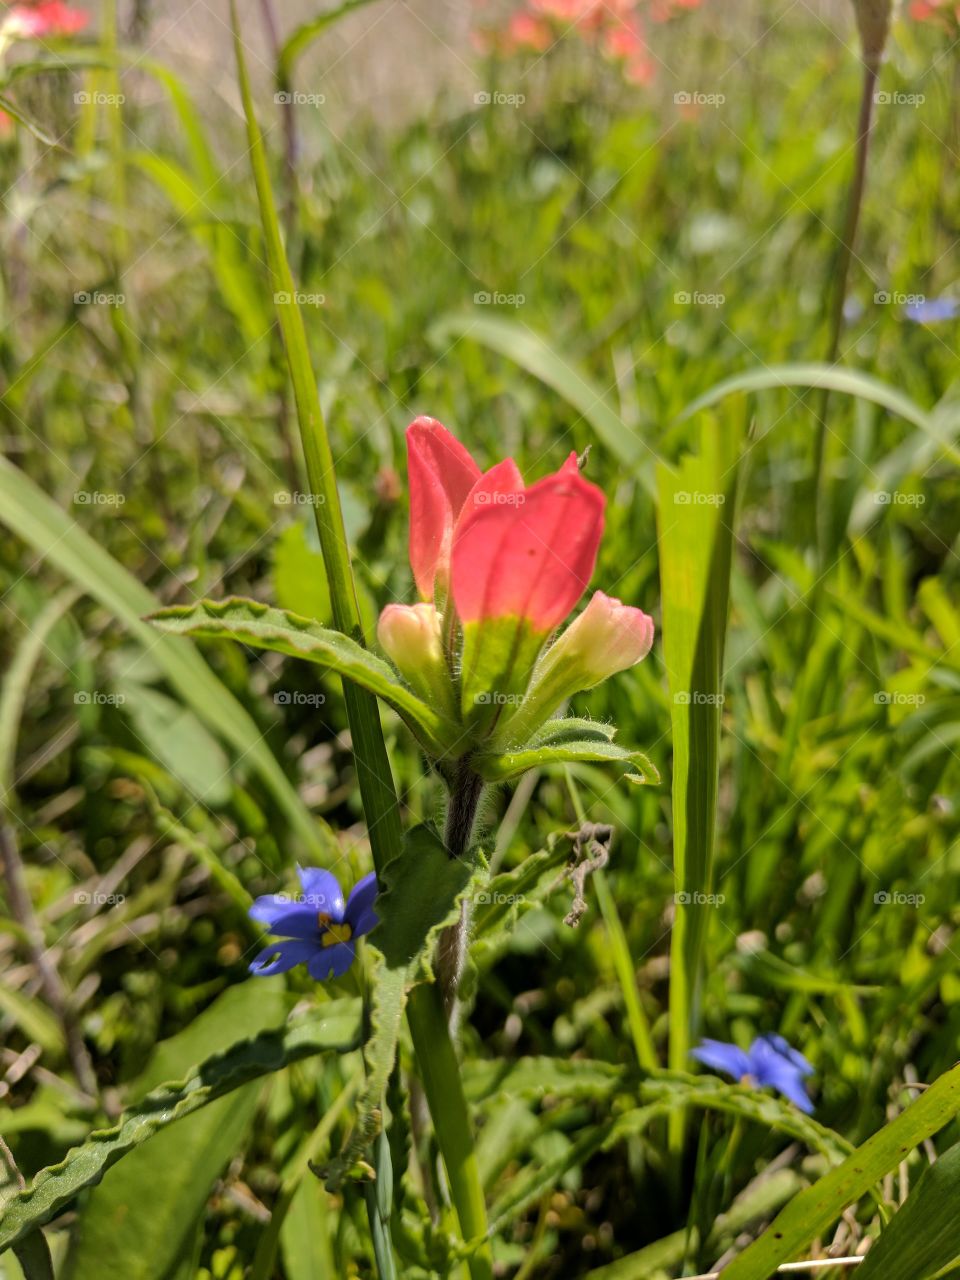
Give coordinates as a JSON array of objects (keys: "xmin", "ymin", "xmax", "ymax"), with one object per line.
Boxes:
[
  {"xmin": 407, "ymin": 416, "xmax": 482, "ymax": 601},
  {"xmin": 450, "ymin": 453, "xmax": 604, "ymax": 633},
  {"xmin": 505, "ymin": 10, "xmax": 552, "ymax": 50},
  {"xmin": 4, "ymin": 1, "xmax": 89, "ymax": 38}
]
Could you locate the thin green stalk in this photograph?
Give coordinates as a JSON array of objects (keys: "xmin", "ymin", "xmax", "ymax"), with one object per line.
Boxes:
[
  {"xmin": 406, "ymin": 983, "xmax": 493, "ymax": 1280},
  {"xmin": 230, "ymin": 11, "xmax": 491, "ymax": 1276},
  {"xmin": 564, "ymin": 769, "xmax": 657, "ymax": 1072}
]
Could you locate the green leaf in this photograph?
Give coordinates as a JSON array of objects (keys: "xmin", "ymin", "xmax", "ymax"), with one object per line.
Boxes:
[
  {"xmin": 273, "ymin": 522, "xmax": 332, "ymax": 623},
  {"xmin": 475, "ymin": 736, "xmax": 658, "ymax": 785},
  {"xmin": 720, "ymin": 1063, "xmax": 960, "ymax": 1280},
  {"xmin": 854, "ymin": 1140, "xmax": 960, "ymax": 1280},
  {"xmin": 148, "ymin": 596, "xmax": 458, "ymax": 758},
  {"xmin": 277, "ymin": 0, "xmax": 384, "ymax": 87},
  {"xmin": 374, "ymin": 825, "xmax": 481, "ymax": 977},
  {"xmin": 427, "ymin": 314, "xmax": 656, "ymax": 483},
  {"xmin": 656, "ymin": 418, "xmax": 744, "ymax": 1140},
  {"xmin": 0, "ymin": 93, "xmax": 62, "ymax": 148},
  {"xmin": 0, "ymin": 456, "xmax": 327, "ymax": 859},
  {"xmin": 677, "ymin": 362, "xmax": 955, "ymax": 449},
  {"xmin": 113, "ymin": 681, "xmax": 232, "ymax": 807},
  {"xmin": 0, "ymin": 994, "xmax": 361, "ymax": 1254}
]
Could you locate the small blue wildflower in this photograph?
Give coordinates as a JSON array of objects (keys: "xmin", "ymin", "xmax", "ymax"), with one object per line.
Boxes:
[
  {"xmin": 248, "ymin": 866, "xmax": 378, "ymax": 981},
  {"xmin": 692, "ymin": 1033, "xmax": 814, "ymax": 1113},
  {"xmin": 904, "ymin": 297, "xmax": 959, "ymax": 324}
]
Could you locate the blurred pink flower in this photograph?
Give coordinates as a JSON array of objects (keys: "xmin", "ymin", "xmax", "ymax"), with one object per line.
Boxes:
[
  {"xmin": 4, "ymin": 1, "xmax": 89, "ymax": 38},
  {"xmin": 506, "ymin": 10, "xmax": 552, "ymax": 50},
  {"xmin": 910, "ymin": 0, "xmax": 960, "ymax": 19}
]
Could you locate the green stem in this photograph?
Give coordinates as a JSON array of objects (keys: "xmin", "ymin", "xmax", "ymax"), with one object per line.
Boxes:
[
  {"xmin": 406, "ymin": 983, "xmax": 493, "ymax": 1280},
  {"xmin": 230, "ymin": 12, "xmax": 490, "ymax": 1273}
]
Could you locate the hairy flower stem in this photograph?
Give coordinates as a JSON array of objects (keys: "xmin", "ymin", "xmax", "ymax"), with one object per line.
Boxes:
[{"xmin": 437, "ymin": 762, "xmax": 485, "ymax": 1020}]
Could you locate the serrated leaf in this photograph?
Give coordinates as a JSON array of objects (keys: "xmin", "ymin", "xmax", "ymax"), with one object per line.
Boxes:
[
  {"xmin": 471, "ymin": 844, "xmax": 569, "ymax": 948},
  {"xmin": 474, "ymin": 736, "xmax": 658, "ymax": 784},
  {"xmin": 0, "ymin": 999, "xmax": 361, "ymax": 1252},
  {"xmin": 148, "ymin": 597, "xmax": 458, "ymax": 757}
]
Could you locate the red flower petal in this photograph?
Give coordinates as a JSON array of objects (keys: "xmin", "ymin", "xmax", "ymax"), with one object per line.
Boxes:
[
  {"xmin": 451, "ymin": 465, "xmax": 605, "ymax": 632},
  {"xmin": 407, "ymin": 417, "xmax": 481, "ymax": 599}
]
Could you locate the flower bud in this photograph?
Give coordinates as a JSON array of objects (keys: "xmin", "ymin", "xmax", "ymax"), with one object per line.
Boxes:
[
  {"xmin": 377, "ymin": 603, "xmax": 457, "ymax": 720},
  {"xmin": 492, "ymin": 592, "xmax": 654, "ymax": 746}
]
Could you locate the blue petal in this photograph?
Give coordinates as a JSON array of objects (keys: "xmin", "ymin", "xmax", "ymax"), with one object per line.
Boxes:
[
  {"xmin": 307, "ymin": 940, "xmax": 356, "ymax": 981},
  {"xmin": 691, "ymin": 1039, "xmax": 751, "ymax": 1081},
  {"xmin": 905, "ymin": 297, "xmax": 959, "ymax": 324},
  {"xmin": 756, "ymin": 1033, "xmax": 813, "ymax": 1077},
  {"xmin": 248, "ymin": 938, "xmax": 319, "ymax": 976},
  {"xmin": 345, "ymin": 871, "xmax": 379, "ymax": 937},
  {"xmin": 296, "ymin": 866, "xmax": 345, "ymax": 920},
  {"xmin": 249, "ymin": 898, "xmax": 320, "ymax": 940},
  {"xmin": 748, "ymin": 1039, "xmax": 814, "ymax": 1113}
]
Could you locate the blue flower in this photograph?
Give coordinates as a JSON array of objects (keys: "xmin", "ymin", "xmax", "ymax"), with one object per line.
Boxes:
[
  {"xmin": 692, "ymin": 1033, "xmax": 814, "ymax": 1113},
  {"xmin": 248, "ymin": 867, "xmax": 378, "ymax": 981},
  {"xmin": 904, "ymin": 296, "xmax": 959, "ymax": 324}
]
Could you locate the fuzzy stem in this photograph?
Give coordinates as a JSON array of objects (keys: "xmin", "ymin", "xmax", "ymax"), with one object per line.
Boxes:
[
  {"xmin": 406, "ymin": 983, "xmax": 493, "ymax": 1280},
  {"xmin": 436, "ymin": 762, "xmax": 484, "ymax": 1019}
]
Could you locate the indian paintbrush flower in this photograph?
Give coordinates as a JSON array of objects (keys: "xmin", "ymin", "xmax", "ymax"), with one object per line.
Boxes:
[
  {"xmin": 248, "ymin": 867, "xmax": 378, "ymax": 981},
  {"xmin": 384, "ymin": 416, "xmax": 655, "ymax": 759},
  {"xmin": 692, "ymin": 1034, "xmax": 815, "ymax": 1113}
]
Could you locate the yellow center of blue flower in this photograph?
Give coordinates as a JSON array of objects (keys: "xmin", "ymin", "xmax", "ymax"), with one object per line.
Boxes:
[{"xmin": 318, "ymin": 913, "xmax": 353, "ymax": 947}]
